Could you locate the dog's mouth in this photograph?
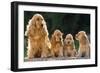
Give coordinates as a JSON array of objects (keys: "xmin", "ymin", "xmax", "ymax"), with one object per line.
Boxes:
[
  {"xmin": 35, "ymin": 23, "xmax": 43, "ymax": 29},
  {"xmin": 66, "ymin": 41, "xmax": 71, "ymax": 45},
  {"xmin": 67, "ymin": 41, "xmax": 70, "ymax": 44}
]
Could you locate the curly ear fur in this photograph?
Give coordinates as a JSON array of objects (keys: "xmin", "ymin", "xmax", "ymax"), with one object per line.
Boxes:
[
  {"xmin": 25, "ymin": 19, "xmax": 36, "ymax": 37},
  {"xmin": 72, "ymin": 40, "xmax": 75, "ymax": 49},
  {"xmin": 42, "ymin": 21, "xmax": 49, "ymax": 36},
  {"xmin": 81, "ymin": 34, "xmax": 88, "ymax": 45},
  {"xmin": 71, "ymin": 36, "xmax": 75, "ymax": 49},
  {"xmin": 51, "ymin": 34, "xmax": 56, "ymax": 45},
  {"xmin": 25, "ymin": 19, "xmax": 32, "ymax": 37}
]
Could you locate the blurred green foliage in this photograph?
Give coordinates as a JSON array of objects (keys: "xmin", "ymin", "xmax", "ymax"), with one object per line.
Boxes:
[{"xmin": 24, "ymin": 11, "xmax": 90, "ymax": 57}]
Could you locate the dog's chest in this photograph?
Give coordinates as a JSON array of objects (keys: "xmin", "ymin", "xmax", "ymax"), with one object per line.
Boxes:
[
  {"xmin": 55, "ymin": 42, "xmax": 62, "ymax": 48},
  {"xmin": 33, "ymin": 30, "xmax": 45, "ymax": 40},
  {"xmin": 65, "ymin": 45, "xmax": 73, "ymax": 51}
]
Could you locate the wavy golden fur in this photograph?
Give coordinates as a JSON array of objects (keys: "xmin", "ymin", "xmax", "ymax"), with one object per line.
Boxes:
[
  {"xmin": 75, "ymin": 31, "xmax": 90, "ymax": 57},
  {"xmin": 51, "ymin": 29, "xmax": 63, "ymax": 57},
  {"xmin": 64, "ymin": 34, "xmax": 77, "ymax": 57},
  {"xmin": 25, "ymin": 14, "xmax": 51, "ymax": 59}
]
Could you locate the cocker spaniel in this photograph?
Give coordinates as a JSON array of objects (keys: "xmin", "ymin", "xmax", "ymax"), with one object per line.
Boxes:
[
  {"xmin": 50, "ymin": 29, "xmax": 63, "ymax": 57},
  {"xmin": 75, "ymin": 31, "xmax": 90, "ymax": 58},
  {"xmin": 25, "ymin": 14, "xmax": 51, "ymax": 59},
  {"xmin": 64, "ymin": 34, "xmax": 77, "ymax": 57}
]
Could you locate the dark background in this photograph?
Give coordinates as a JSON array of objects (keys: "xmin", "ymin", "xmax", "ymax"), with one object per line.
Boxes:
[{"xmin": 24, "ymin": 11, "xmax": 90, "ymax": 57}]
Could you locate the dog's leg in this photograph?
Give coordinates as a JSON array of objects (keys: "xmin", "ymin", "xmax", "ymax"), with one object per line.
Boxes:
[
  {"xmin": 63, "ymin": 49, "xmax": 67, "ymax": 57},
  {"xmin": 51, "ymin": 49, "xmax": 55, "ymax": 57},
  {"xmin": 76, "ymin": 49, "xmax": 82, "ymax": 58},
  {"xmin": 59, "ymin": 47, "xmax": 63, "ymax": 57},
  {"xmin": 85, "ymin": 47, "xmax": 90, "ymax": 58},
  {"xmin": 41, "ymin": 45, "xmax": 49, "ymax": 58},
  {"xmin": 27, "ymin": 48, "xmax": 34, "ymax": 59},
  {"xmin": 72, "ymin": 49, "xmax": 77, "ymax": 57}
]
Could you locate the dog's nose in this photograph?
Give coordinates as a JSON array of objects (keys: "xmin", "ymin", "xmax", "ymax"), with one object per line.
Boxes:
[
  {"xmin": 68, "ymin": 41, "xmax": 70, "ymax": 44},
  {"xmin": 41, "ymin": 24, "xmax": 43, "ymax": 27},
  {"xmin": 60, "ymin": 37, "xmax": 62, "ymax": 40}
]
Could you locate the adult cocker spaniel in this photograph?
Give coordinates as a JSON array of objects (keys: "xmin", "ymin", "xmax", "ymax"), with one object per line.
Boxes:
[{"xmin": 25, "ymin": 14, "xmax": 51, "ymax": 59}]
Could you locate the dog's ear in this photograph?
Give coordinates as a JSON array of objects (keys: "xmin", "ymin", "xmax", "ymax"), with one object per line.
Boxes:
[
  {"xmin": 52, "ymin": 34, "xmax": 55, "ymax": 39},
  {"xmin": 71, "ymin": 35, "xmax": 74, "ymax": 40},
  {"xmin": 25, "ymin": 19, "xmax": 32, "ymax": 36},
  {"xmin": 72, "ymin": 39, "xmax": 75, "ymax": 49},
  {"xmin": 75, "ymin": 34, "xmax": 78, "ymax": 40},
  {"xmin": 43, "ymin": 21, "xmax": 49, "ymax": 36},
  {"xmin": 64, "ymin": 38, "xmax": 66, "ymax": 44},
  {"xmin": 81, "ymin": 33, "xmax": 87, "ymax": 44},
  {"xmin": 51, "ymin": 34, "xmax": 56, "ymax": 43},
  {"xmin": 31, "ymin": 16, "xmax": 36, "ymax": 27}
]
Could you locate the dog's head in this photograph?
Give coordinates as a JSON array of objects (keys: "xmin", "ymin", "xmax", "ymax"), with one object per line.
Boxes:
[
  {"xmin": 25, "ymin": 14, "xmax": 49, "ymax": 37},
  {"xmin": 52, "ymin": 29, "xmax": 63, "ymax": 42},
  {"xmin": 31, "ymin": 14, "xmax": 46, "ymax": 29},
  {"xmin": 64, "ymin": 34, "xmax": 74, "ymax": 45},
  {"xmin": 75, "ymin": 31, "xmax": 88, "ymax": 43}
]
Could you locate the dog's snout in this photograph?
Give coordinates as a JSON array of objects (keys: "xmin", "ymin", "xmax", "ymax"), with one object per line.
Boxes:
[
  {"xmin": 68, "ymin": 41, "xmax": 70, "ymax": 44},
  {"xmin": 60, "ymin": 37, "xmax": 62, "ymax": 40},
  {"xmin": 41, "ymin": 24, "xmax": 43, "ymax": 27}
]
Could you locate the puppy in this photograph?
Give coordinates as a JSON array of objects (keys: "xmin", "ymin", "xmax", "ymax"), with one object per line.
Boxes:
[
  {"xmin": 75, "ymin": 31, "xmax": 90, "ymax": 58},
  {"xmin": 51, "ymin": 29, "xmax": 63, "ymax": 57},
  {"xmin": 64, "ymin": 34, "xmax": 77, "ymax": 57},
  {"xmin": 25, "ymin": 14, "xmax": 51, "ymax": 59}
]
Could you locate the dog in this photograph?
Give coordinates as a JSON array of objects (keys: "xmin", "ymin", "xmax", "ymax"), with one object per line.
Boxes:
[
  {"xmin": 25, "ymin": 14, "xmax": 51, "ymax": 59},
  {"xmin": 75, "ymin": 31, "xmax": 90, "ymax": 58},
  {"xmin": 50, "ymin": 29, "xmax": 63, "ymax": 57},
  {"xmin": 64, "ymin": 34, "xmax": 77, "ymax": 57}
]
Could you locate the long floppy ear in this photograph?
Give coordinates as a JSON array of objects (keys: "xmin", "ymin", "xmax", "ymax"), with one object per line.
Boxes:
[
  {"xmin": 70, "ymin": 35, "xmax": 75, "ymax": 48},
  {"xmin": 43, "ymin": 21, "xmax": 49, "ymax": 36},
  {"xmin": 81, "ymin": 33, "xmax": 88, "ymax": 44},
  {"xmin": 25, "ymin": 19, "xmax": 32, "ymax": 36},
  {"xmin": 72, "ymin": 39, "xmax": 75, "ymax": 49},
  {"xmin": 25, "ymin": 18, "xmax": 35, "ymax": 37},
  {"xmin": 31, "ymin": 16, "xmax": 36, "ymax": 28},
  {"xmin": 51, "ymin": 34, "xmax": 56, "ymax": 44},
  {"xmin": 64, "ymin": 35, "xmax": 68, "ymax": 44}
]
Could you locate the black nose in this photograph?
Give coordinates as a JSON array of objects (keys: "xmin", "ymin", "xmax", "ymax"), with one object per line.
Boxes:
[
  {"xmin": 60, "ymin": 37, "xmax": 61, "ymax": 40},
  {"xmin": 68, "ymin": 41, "xmax": 70, "ymax": 44},
  {"xmin": 41, "ymin": 24, "xmax": 43, "ymax": 27}
]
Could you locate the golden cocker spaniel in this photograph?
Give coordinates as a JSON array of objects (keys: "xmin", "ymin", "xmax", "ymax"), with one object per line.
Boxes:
[
  {"xmin": 75, "ymin": 31, "xmax": 90, "ymax": 58},
  {"xmin": 50, "ymin": 29, "xmax": 63, "ymax": 57},
  {"xmin": 64, "ymin": 34, "xmax": 77, "ymax": 57},
  {"xmin": 25, "ymin": 14, "xmax": 51, "ymax": 59}
]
